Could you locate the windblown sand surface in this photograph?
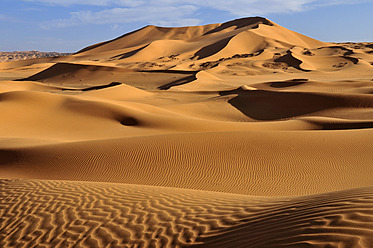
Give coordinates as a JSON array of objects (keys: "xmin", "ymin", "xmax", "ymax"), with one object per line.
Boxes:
[{"xmin": 1, "ymin": 17, "xmax": 373, "ymax": 247}]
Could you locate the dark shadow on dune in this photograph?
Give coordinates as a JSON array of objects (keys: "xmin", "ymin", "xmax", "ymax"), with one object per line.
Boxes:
[
  {"xmin": 219, "ymin": 88, "xmax": 373, "ymax": 120},
  {"xmin": 81, "ymin": 82, "xmax": 122, "ymax": 91},
  {"xmin": 0, "ymin": 149, "xmax": 22, "ymax": 166},
  {"xmin": 16, "ymin": 63, "xmax": 121, "ymax": 83},
  {"xmin": 193, "ymin": 37, "xmax": 232, "ymax": 60},
  {"xmin": 16, "ymin": 63, "xmax": 84, "ymax": 82},
  {"xmin": 59, "ymin": 82, "xmax": 122, "ymax": 92},
  {"xmin": 127, "ymin": 69, "xmax": 198, "ymax": 90},
  {"xmin": 109, "ymin": 45, "xmax": 148, "ymax": 60},
  {"xmin": 274, "ymin": 51, "xmax": 310, "ymax": 72},
  {"xmin": 342, "ymin": 56, "xmax": 359, "ymax": 64},
  {"xmin": 269, "ymin": 79, "xmax": 309, "ymax": 88},
  {"xmin": 120, "ymin": 117, "xmax": 139, "ymax": 126},
  {"xmin": 140, "ymin": 69, "xmax": 197, "ymax": 74},
  {"xmin": 317, "ymin": 121, "xmax": 373, "ymax": 130},
  {"xmin": 158, "ymin": 75, "xmax": 197, "ymax": 90},
  {"xmin": 204, "ymin": 17, "xmax": 273, "ymax": 36},
  {"xmin": 319, "ymin": 46, "xmax": 354, "ymax": 56}
]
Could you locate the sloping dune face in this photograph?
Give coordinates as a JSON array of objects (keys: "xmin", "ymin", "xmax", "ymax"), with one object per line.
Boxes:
[{"xmin": 1, "ymin": 17, "xmax": 373, "ymax": 247}]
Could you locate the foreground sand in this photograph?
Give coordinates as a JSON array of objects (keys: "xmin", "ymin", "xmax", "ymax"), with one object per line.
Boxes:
[
  {"xmin": 1, "ymin": 180, "xmax": 373, "ymax": 248},
  {"xmin": 1, "ymin": 17, "xmax": 373, "ymax": 247}
]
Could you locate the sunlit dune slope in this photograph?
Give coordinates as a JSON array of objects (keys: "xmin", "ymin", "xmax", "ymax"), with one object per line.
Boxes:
[{"xmin": 1, "ymin": 131, "xmax": 373, "ymax": 196}]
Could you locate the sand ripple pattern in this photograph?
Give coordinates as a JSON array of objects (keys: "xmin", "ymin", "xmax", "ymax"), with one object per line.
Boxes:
[
  {"xmin": 1, "ymin": 179, "xmax": 373, "ymax": 248},
  {"xmin": 2, "ymin": 131, "xmax": 373, "ymax": 196}
]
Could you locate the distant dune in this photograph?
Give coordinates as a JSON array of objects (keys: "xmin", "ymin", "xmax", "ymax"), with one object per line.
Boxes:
[{"xmin": 1, "ymin": 17, "xmax": 373, "ymax": 247}]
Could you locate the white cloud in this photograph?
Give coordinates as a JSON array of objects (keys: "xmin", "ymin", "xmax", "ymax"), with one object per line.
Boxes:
[
  {"xmin": 36, "ymin": 0, "xmax": 373, "ymax": 28},
  {"xmin": 193, "ymin": 0, "xmax": 315, "ymax": 16},
  {"xmin": 42, "ymin": 4, "xmax": 200, "ymax": 29},
  {"xmin": 24, "ymin": 0, "xmax": 146, "ymax": 7},
  {"xmin": 181, "ymin": 0, "xmax": 373, "ymax": 15},
  {"xmin": 308, "ymin": 0, "xmax": 373, "ymax": 8}
]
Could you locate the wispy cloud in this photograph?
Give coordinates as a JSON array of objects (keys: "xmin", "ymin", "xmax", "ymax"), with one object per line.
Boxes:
[
  {"xmin": 307, "ymin": 0, "xmax": 373, "ymax": 10},
  {"xmin": 0, "ymin": 13, "xmax": 21, "ymax": 23},
  {"xmin": 35, "ymin": 0, "xmax": 373, "ymax": 28},
  {"xmin": 183, "ymin": 0, "xmax": 373, "ymax": 15},
  {"xmin": 24, "ymin": 0, "xmax": 146, "ymax": 7},
  {"xmin": 191, "ymin": 0, "xmax": 314, "ymax": 16},
  {"xmin": 41, "ymin": 5, "xmax": 200, "ymax": 29}
]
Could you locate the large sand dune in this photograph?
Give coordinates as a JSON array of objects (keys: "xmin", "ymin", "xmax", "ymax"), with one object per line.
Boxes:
[{"xmin": 1, "ymin": 17, "xmax": 373, "ymax": 247}]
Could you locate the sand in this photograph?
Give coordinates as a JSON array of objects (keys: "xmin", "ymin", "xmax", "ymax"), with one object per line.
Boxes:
[{"xmin": 1, "ymin": 17, "xmax": 373, "ymax": 247}]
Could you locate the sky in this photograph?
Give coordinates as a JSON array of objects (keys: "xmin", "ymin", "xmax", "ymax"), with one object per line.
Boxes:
[{"xmin": 1, "ymin": 0, "xmax": 373, "ymax": 52}]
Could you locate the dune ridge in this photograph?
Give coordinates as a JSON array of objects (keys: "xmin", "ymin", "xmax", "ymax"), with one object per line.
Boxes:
[{"xmin": 1, "ymin": 17, "xmax": 373, "ymax": 247}]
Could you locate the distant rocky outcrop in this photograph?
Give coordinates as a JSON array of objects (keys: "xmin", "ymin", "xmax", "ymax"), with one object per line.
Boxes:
[{"xmin": 0, "ymin": 51, "xmax": 71, "ymax": 62}]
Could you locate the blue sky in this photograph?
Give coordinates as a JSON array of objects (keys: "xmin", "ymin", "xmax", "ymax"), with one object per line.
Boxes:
[{"xmin": 1, "ymin": 0, "xmax": 373, "ymax": 52}]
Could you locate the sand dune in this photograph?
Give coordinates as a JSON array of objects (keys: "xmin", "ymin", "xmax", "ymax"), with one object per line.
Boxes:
[
  {"xmin": 1, "ymin": 131, "xmax": 373, "ymax": 196},
  {"xmin": 1, "ymin": 17, "xmax": 373, "ymax": 247}
]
